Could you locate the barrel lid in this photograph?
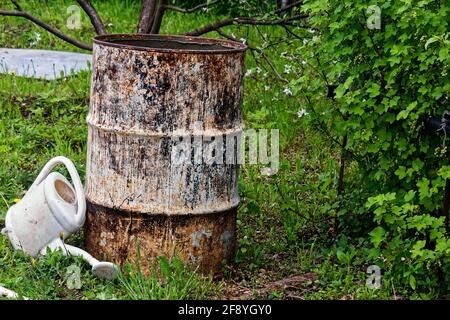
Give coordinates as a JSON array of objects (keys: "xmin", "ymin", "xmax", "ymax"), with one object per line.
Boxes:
[{"xmin": 93, "ymin": 34, "xmax": 247, "ymax": 54}]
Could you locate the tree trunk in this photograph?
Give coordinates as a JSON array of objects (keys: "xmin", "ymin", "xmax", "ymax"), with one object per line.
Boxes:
[
  {"xmin": 150, "ymin": 0, "xmax": 167, "ymax": 34},
  {"xmin": 137, "ymin": 0, "xmax": 157, "ymax": 33}
]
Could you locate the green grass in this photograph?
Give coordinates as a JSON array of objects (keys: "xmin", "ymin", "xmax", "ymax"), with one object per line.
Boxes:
[
  {"xmin": 0, "ymin": 0, "xmax": 419, "ymax": 300},
  {"xmin": 0, "ymin": 235, "xmax": 214, "ymax": 299}
]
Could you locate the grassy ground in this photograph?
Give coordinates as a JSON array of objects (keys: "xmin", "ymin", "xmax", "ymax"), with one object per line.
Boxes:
[{"xmin": 0, "ymin": 0, "xmax": 409, "ymax": 300}]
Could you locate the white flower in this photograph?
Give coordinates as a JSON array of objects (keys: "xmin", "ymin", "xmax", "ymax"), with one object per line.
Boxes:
[
  {"xmin": 284, "ymin": 64, "xmax": 292, "ymax": 74},
  {"xmin": 245, "ymin": 69, "xmax": 253, "ymax": 77},
  {"xmin": 256, "ymin": 66, "xmax": 262, "ymax": 74},
  {"xmin": 264, "ymin": 85, "xmax": 271, "ymax": 91},
  {"xmin": 308, "ymin": 28, "xmax": 317, "ymax": 34},
  {"xmin": 29, "ymin": 32, "xmax": 41, "ymax": 46},
  {"xmin": 283, "ymin": 87, "xmax": 293, "ymax": 96},
  {"xmin": 261, "ymin": 167, "xmax": 276, "ymax": 176},
  {"xmin": 302, "ymin": 60, "xmax": 307, "ymax": 65},
  {"xmin": 297, "ymin": 109, "xmax": 309, "ymax": 118},
  {"xmin": 239, "ymin": 37, "xmax": 247, "ymax": 44}
]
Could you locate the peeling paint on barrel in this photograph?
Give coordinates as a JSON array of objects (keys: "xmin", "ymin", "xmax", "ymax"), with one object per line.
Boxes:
[
  {"xmin": 84, "ymin": 34, "xmax": 246, "ymax": 274},
  {"xmin": 220, "ymin": 231, "xmax": 234, "ymax": 256}
]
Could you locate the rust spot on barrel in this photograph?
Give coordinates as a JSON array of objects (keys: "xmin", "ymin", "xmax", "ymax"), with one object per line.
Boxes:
[
  {"xmin": 85, "ymin": 34, "xmax": 246, "ymax": 274},
  {"xmin": 85, "ymin": 202, "xmax": 237, "ymax": 274}
]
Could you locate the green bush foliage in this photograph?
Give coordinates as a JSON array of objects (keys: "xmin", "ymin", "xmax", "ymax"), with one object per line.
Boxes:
[{"xmin": 292, "ymin": 0, "xmax": 450, "ymax": 295}]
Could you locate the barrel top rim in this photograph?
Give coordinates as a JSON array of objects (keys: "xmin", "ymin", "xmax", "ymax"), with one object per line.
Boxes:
[{"xmin": 93, "ymin": 34, "xmax": 247, "ymax": 54}]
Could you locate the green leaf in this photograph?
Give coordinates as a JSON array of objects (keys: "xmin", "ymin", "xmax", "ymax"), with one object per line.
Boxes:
[
  {"xmin": 404, "ymin": 190, "xmax": 416, "ymax": 202},
  {"xmin": 396, "ymin": 102, "xmax": 418, "ymax": 120},
  {"xmin": 438, "ymin": 47, "xmax": 449, "ymax": 62},
  {"xmin": 438, "ymin": 166, "xmax": 450, "ymax": 179},
  {"xmin": 336, "ymin": 250, "xmax": 346, "ymax": 264},
  {"xmin": 370, "ymin": 227, "xmax": 386, "ymax": 248},
  {"xmin": 411, "ymin": 240, "xmax": 426, "ymax": 258},
  {"xmin": 409, "ymin": 275, "xmax": 416, "ymax": 290},
  {"xmin": 412, "ymin": 159, "xmax": 424, "ymax": 172},
  {"xmin": 436, "ymin": 238, "xmax": 450, "ymax": 252},
  {"xmin": 425, "ymin": 37, "xmax": 439, "ymax": 49},
  {"xmin": 395, "ymin": 166, "xmax": 407, "ymax": 179},
  {"xmin": 367, "ymin": 83, "xmax": 381, "ymax": 98},
  {"xmin": 417, "ymin": 178, "xmax": 431, "ymax": 199}
]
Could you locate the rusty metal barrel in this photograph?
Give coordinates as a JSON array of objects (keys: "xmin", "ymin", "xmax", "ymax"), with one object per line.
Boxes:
[{"xmin": 84, "ymin": 34, "xmax": 246, "ymax": 274}]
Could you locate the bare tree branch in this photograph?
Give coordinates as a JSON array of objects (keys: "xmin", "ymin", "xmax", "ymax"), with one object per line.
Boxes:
[
  {"xmin": 282, "ymin": 25, "xmax": 303, "ymax": 40},
  {"xmin": 185, "ymin": 17, "xmax": 233, "ymax": 36},
  {"xmin": 76, "ymin": 0, "xmax": 106, "ymax": 35},
  {"xmin": 185, "ymin": 14, "xmax": 309, "ymax": 36},
  {"xmin": 164, "ymin": 0, "xmax": 219, "ymax": 13},
  {"xmin": 150, "ymin": 0, "xmax": 166, "ymax": 34},
  {"xmin": 252, "ymin": 48, "xmax": 288, "ymax": 83},
  {"xmin": 216, "ymin": 29, "xmax": 287, "ymax": 83},
  {"xmin": 0, "ymin": 5, "xmax": 92, "ymax": 50},
  {"xmin": 137, "ymin": 0, "xmax": 157, "ymax": 33},
  {"xmin": 10, "ymin": 0, "xmax": 22, "ymax": 11},
  {"xmin": 275, "ymin": 0, "xmax": 304, "ymax": 14}
]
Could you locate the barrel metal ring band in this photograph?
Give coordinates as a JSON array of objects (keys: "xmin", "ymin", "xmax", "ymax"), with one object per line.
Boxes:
[
  {"xmin": 86, "ymin": 118, "xmax": 245, "ymax": 138},
  {"xmin": 85, "ymin": 197, "xmax": 241, "ymax": 216}
]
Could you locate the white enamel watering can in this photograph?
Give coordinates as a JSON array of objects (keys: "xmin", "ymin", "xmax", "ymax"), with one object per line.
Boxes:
[{"xmin": 1, "ymin": 156, "xmax": 118, "ymax": 282}]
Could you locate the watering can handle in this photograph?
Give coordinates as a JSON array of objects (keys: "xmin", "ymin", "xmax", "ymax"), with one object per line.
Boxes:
[{"xmin": 29, "ymin": 156, "xmax": 86, "ymax": 225}]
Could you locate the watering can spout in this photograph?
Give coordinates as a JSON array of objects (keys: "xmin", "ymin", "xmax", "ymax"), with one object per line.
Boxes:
[{"xmin": 43, "ymin": 238, "xmax": 118, "ymax": 280}]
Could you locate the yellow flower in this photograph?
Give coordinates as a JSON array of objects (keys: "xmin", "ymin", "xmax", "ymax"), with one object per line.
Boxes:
[
  {"xmin": 13, "ymin": 198, "xmax": 20, "ymax": 203},
  {"xmin": 31, "ymin": 258, "xmax": 37, "ymax": 266}
]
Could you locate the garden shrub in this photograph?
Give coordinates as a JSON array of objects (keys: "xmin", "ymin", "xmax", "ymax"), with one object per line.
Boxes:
[{"xmin": 293, "ymin": 0, "xmax": 450, "ymax": 295}]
